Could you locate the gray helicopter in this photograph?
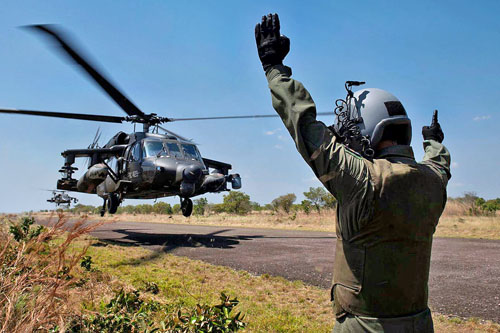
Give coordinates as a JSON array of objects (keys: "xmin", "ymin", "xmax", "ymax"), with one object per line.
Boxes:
[
  {"xmin": 46, "ymin": 190, "xmax": 78, "ymax": 208},
  {"xmin": 0, "ymin": 25, "xmax": 334, "ymax": 217},
  {"xmin": 0, "ymin": 25, "xmax": 246, "ymax": 217}
]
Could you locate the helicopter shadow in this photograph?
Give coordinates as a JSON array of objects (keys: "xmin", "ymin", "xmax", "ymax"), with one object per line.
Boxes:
[{"xmin": 95, "ymin": 228, "xmax": 264, "ymax": 253}]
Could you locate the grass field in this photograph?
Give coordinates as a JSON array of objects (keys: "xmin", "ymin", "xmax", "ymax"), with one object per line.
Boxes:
[
  {"xmin": 2, "ymin": 214, "xmax": 500, "ymax": 332},
  {"xmin": 61, "ymin": 235, "xmax": 500, "ymax": 332}
]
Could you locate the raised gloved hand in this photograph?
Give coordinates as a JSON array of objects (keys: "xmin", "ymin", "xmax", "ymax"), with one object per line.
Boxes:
[
  {"xmin": 422, "ymin": 110, "xmax": 444, "ymax": 143},
  {"xmin": 255, "ymin": 13, "xmax": 290, "ymax": 71}
]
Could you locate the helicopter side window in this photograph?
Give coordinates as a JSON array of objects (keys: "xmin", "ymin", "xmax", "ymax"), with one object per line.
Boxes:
[
  {"xmin": 182, "ymin": 144, "xmax": 202, "ymax": 162},
  {"xmin": 107, "ymin": 156, "xmax": 118, "ymax": 172},
  {"xmin": 166, "ymin": 142, "xmax": 183, "ymax": 159},
  {"xmin": 144, "ymin": 141, "xmax": 165, "ymax": 157},
  {"xmin": 131, "ymin": 142, "xmax": 142, "ymax": 161}
]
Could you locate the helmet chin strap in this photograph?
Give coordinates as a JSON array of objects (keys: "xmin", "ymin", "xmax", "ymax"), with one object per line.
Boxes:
[{"xmin": 331, "ymin": 81, "xmax": 374, "ymax": 159}]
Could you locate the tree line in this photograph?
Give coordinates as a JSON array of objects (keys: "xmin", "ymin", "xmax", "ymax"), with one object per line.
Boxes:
[
  {"xmin": 59, "ymin": 189, "xmax": 500, "ymax": 217},
  {"xmin": 63, "ymin": 187, "xmax": 337, "ymax": 216}
]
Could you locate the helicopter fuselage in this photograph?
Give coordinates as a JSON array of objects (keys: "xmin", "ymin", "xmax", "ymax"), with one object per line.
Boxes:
[{"xmin": 58, "ymin": 131, "xmax": 241, "ymax": 206}]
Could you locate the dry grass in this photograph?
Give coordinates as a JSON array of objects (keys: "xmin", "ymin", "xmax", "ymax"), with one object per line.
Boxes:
[
  {"xmin": 0, "ymin": 213, "xmax": 115, "ymax": 332},
  {"xmin": 36, "ymin": 200, "xmax": 500, "ymax": 240},
  {"xmin": 442, "ymin": 200, "xmax": 473, "ymax": 217}
]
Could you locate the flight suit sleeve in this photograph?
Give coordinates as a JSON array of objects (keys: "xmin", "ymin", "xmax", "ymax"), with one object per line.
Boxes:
[
  {"xmin": 265, "ymin": 65, "xmax": 374, "ymax": 234},
  {"xmin": 421, "ymin": 139, "xmax": 451, "ymax": 183}
]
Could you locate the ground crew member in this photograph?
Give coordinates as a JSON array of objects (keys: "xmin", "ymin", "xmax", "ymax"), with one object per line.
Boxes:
[{"xmin": 255, "ymin": 13, "xmax": 451, "ymax": 332}]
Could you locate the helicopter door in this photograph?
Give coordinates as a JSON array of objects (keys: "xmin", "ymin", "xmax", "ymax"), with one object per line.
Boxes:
[{"xmin": 127, "ymin": 142, "xmax": 143, "ymax": 185}]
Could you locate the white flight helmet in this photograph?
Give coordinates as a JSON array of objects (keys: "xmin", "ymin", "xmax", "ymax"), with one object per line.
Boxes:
[{"xmin": 346, "ymin": 88, "xmax": 412, "ymax": 149}]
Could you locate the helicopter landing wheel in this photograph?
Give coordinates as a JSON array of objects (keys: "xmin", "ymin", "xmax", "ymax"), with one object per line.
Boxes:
[
  {"xmin": 100, "ymin": 198, "xmax": 107, "ymax": 217},
  {"xmin": 181, "ymin": 198, "xmax": 193, "ymax": 217},
  {"xmin": 107, "ymin": 193, "xmax": 120, "ymax": 214}
]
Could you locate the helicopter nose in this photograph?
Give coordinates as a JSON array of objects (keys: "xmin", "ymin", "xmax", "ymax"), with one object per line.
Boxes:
[{"xmin": 180, "ymin": 164, "xmax": 203, "ymax": 197}]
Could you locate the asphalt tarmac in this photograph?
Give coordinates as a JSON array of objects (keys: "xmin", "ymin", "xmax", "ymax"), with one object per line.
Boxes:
[{"xmin": 57, "ymin": 220, "xmax": 500, "ymax": 322}]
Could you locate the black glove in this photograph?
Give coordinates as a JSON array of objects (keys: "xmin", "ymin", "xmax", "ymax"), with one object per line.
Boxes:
[
  {"xmin": 255, "ymin": 13, "xmax": 290, "ymax": 71},
  {"xmin": 422, "ymin": 110, "xmax": 444, "ymax": 143}
]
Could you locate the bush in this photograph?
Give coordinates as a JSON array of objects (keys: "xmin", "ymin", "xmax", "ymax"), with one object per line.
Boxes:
[
  {"xmin": 167, "ymin": 292, "xmax": 246, "ymax": 332},
  {"xmin": 68, "ymin": 290, "xmax": 246, "ymax": 333},
  {"xmin": 152, "ymin": 202, "xmax": 173, "ymax": 215},
  {"xmin": 250, "ymin": 201, "xmax": 262, "ymax": 211},
  {"xmin": 301, "ymin": 200, "xmax": 312, "ymax": 215},
  {"xmin": 219, "ymin": 191, "xmax": 252, "ymax": 215},
  {"xmin": 68, "ymin": 289, "xmax": 162, "ymax": 332},
  {"xmin": 80, "ymin": 255, "xmax": 93, "ymax": 271},
  {"xmin": 472, "ymin": 197, "xmax": 500, "ymax": 216},
  {"xmin": 271, "ymin": 194, "xmax": 297, "ymax": 214},
  {"xmin": 9, "ymin": 216, "xmax": 44, "ymax": 242},
  {"xmin": 193, "ymin": 197, "xmax": 209, "ymax": 216},
  {"xmin": 172, "ymin": 204, "xmax": 181, "ymax": 215}
]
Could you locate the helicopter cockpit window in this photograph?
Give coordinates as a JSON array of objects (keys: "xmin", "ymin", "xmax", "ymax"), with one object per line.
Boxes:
[
  {"xmin": 107, "ymin": 156, "xmax": 118, "ymax": 172},
  {"xmin": 144, "ymin": 141, "xmax": 166, "ymax": 157},
  {"xmin": 182, "ymin": 144, "xmax": 202, "ymax": 162},
  {"xmin": 131, "ymin": 142, "xmax": 142, "ymax": 161},
  {"xmin": 166, "ymin": 142, "xmax": 183, "ymax": 158}
]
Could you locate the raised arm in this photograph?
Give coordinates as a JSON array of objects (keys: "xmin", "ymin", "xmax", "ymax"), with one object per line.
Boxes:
[
  {"xmin": 421, "ymin": 110, "xmax": 451, "ymax": 182},
  {"xmin": 255, "ymin": 14, "xmax": 373, "ymax": 208}
]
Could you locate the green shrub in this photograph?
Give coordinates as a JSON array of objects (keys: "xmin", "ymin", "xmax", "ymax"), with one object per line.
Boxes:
[
  {"xmin": 68, "ymin": 289, "xmax": 161, "ymax": 332},
  {"xmin": 9, "ymin": 216, "xmax": 44, "ymax": 242},
  {"xmin": 80, "ymin": 256, "xmax": 93, "ymax": 271},
  {"xmin": 66, "ymin": 290, "xmax": 246, "ymax": 333},
  {"xmin": 167, "ymin": 292, "xmax": 246, "ymax": 332}
]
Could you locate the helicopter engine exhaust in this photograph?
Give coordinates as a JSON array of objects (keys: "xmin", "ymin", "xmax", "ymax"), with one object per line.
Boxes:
[{"xmin": 179, "ymin": 164, "xmax": 203, "ymax": 197}]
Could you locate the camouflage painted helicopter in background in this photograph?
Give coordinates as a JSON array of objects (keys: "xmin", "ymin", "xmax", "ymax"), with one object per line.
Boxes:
[
  {"xmin": 0, "ymin": 25, "xmax": 334, "ymax": 217},
  {"xmin": 46, "ymin": 190, "xmax": 78, "ymax": 208}
]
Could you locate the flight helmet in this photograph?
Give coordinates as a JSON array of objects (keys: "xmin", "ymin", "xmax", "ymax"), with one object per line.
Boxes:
[{"xmin": 333, "ymin": 82, "xmax": 412, "ymax": 158}]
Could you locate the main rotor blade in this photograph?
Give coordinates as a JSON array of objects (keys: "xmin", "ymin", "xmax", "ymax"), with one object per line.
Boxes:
[
  {"xmin": 25, "ymin": 24, "xmax": 146, "ymax": 118},
  {"xmin": 157, "ymin": 125, "xmax": 193, "ymax": 142},
  {"xmin": 169, "ymin": 112, "xmax": 335, "ymax": 121},
  {"xmin": 0, "ymin": 108, "xmax": 125, "ymax": 123}
]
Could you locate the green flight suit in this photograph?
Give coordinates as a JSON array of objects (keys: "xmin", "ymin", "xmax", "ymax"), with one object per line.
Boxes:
[{"xmin": 265, "ymin": 65, "xmax": 451, "ymax": 333}]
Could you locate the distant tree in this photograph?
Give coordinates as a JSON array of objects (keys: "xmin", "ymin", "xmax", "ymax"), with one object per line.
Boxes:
[
  {"xmin": 322, "ymin": 193, "xmax": 337, "ymax": 209},
  {"xmin": 482, "ymin": 198, "xmax": 500, "ymax": 213},
  {"xmin": 472, "ymin": 197, "xmax": 500, "ymax": 215},
  {"xmin": 300, "ymin": 200, "xmax": 312, "ymax": 215},
  {"xmin": 250, "ymin": 201, "xmax": 262, "ymax": 211},
  {"xmin": 70, "ymin": 204, "xmax": 98, "ymax": 214},
  {"xmin": 221, "ymin": 191, "xmax": 251, "ymax": 215},
  {"xmin": 263, "ymin": 204, "xmax": 274, "ymax": 211},
  {"xmin": 303, "ymin": 187, "xmax": 328, "ymax": 213},
  {"xmin": 271, "ymin": 193, "xmax": 297, "ymax": 214},
  {"xmin": 193, "ymin": 198, "xmax": 209, "ymax": 215},
  {"xmin": 152, "ymin": 202, "xmax": 173, "ymax": 215},
  {"xmin": 172, "ymin": 204, "xmax": 181, "ymax": 215},
  {"xmin": 211, "ymin": 204, "xmax": 226, "ymax": 214}
]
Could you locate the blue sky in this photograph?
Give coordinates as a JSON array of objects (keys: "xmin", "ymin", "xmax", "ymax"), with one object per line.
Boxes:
[{"xmin": 0, "ymin": 1, "xmax": 499, "ymax": 213}]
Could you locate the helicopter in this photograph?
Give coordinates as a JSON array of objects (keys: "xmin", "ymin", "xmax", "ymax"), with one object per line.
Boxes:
[
  {"xmin": 0, "ymin": 25, "xmax": 335, "ymax": 217},
  {"xmin": 46, "ymin": 190, "xmax": 78, "ymax": 208}
]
